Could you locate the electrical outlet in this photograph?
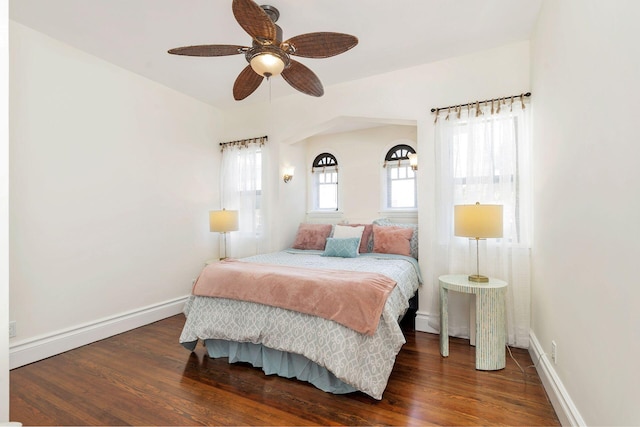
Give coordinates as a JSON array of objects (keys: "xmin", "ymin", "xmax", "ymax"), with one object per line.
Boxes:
[
  {"xmin": 551, "ymin": 340, "xmax": 557, "ymax": 364},
  {"xmin": 9, "ymin": 321, "xmax": 17, "ymax": 338}
]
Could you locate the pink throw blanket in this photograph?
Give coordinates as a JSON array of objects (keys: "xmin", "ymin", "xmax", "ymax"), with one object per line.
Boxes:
[{"xmin": 192, "ymin": 259, "xmax": 397, "ymax": 336}]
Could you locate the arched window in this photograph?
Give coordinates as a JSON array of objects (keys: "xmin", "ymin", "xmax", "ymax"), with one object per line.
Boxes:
[
  {"xmin": 312, "ymin": 153, "xmax": 338, "ymax": 210},
  {"xmin": 384, "ymin": 144, "xmax": 417, "ymax": 209}
]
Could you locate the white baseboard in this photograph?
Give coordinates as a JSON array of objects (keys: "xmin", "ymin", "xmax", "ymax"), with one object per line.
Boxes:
[
  {"xmin": 415, "ymin": 311, "xmax": 439, "ymax": 334},
  {"xmin": 529, "ymin": 331, "xmax": 585, "ymax": 426},
  {"xmin": 9, "ymin": 295, "xmax": 189, "ymax": 370}
]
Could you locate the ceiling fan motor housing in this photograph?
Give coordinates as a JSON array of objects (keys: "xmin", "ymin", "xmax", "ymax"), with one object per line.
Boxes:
[{"xmin": 260, "ymin": 5, "xmax": 280, "ymax": 23}]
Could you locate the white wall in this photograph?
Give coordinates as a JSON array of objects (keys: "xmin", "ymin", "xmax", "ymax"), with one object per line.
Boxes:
[
  {"xmin": 1, "ymin": 3, "xmax": 10, "ymax": 422},
  {"xmin": 9, "ymin": 22, "xmax": 222, "ymax": 365},
  {"xmin": 222, "ymin": 41, "xmax": 531, "ymax": 331},
  {"xmin": 305, "ymin": 125, "xmax": 417, "ymax": 223},
  {"xmin": 530, "ymin": 1, "xmax": 640, "ymax": 425}
]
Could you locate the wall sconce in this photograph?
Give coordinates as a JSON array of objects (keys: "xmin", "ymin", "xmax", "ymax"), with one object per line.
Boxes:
[
  {"xmin": 283, "ymin": 166, "xmax": 294, "ymax": 183},
  {"xmin": 408, "ymin": 153, "xmax": 418, "ymax": 171}
]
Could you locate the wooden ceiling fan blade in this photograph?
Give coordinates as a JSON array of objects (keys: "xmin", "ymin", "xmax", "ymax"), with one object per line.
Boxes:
[
  {"xmin": 281, "ymin": 60, "xmax": 324, "ymax": 97},
  {"xmin": 232, "ymin": 0, "xmax": 276, "ymax": 42},
  {"xmin": 285, "ymin": 32, "xmax": 358, "ymax": 58},
  {"xmin": 233, "ymin": 65, "xmax": 264, "ymax": 100},
  {"xmin": 168, "ymin": 45, "xmax": 247, "ymax": 57}
]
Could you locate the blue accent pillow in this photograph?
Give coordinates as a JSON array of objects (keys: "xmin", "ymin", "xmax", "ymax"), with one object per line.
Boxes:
[{"xmin": 321, "ymin": 237, "xmax": 360, "ymax": 258}]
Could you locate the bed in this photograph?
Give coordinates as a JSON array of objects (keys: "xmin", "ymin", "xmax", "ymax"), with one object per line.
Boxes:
[{"xmin": 179, "ymin": 221, "xmax": 421, "ymax": 400}]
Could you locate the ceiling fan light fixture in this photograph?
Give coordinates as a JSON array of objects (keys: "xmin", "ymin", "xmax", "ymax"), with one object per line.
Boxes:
[
  {"xmin": 246, "ymin": 45, "xmax": 290, "ymax": 78},
  {"xmin": 250, "ymin": 52, "xmax": 285, "ymax": 77}
]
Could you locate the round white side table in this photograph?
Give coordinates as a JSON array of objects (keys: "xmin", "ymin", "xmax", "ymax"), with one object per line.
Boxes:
[{"xmin": 439, "ymin": 274, "xmax": 508, "ymax": 370}]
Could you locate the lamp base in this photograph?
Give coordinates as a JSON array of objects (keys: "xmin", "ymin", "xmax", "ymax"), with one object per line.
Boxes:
[{"xmin": 468, "ymin": 274, "xmax": 489, "ymax": 283}]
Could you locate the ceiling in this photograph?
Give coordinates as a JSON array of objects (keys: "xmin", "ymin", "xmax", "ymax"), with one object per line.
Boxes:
[{"xmin": 9, "ymin": 0, "xmax": 542, "ymax": 111}]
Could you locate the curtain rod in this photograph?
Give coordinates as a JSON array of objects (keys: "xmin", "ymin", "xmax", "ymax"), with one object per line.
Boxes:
[
  {"xmin": 430, "ymin": 92, "xmax": 531, "ymax": 113},
  {"xmin": 219, "ymin": 135, "xmax": 268, "ymax": 148}
]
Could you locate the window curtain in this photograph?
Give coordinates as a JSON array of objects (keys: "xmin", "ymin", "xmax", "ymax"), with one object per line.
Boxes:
[
  {"xmin": 430, "ymin": 99, "xmax": 532, "ymax": 348},
  {"xmin": 220, "ymin": 141, "xmax": 270, "ymax": 258}
]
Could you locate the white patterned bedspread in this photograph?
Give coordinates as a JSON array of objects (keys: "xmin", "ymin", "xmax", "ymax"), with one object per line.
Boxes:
[{"xmin": 179, "ymin": 250, "xmax": 421, "ymax": 400}]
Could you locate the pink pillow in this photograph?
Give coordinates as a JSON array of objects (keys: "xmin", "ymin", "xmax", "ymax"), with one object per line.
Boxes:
[
  {"xmin": 292, "ymin": 223, "xmax": 333, "ymax": 250},
  {"xmin": 372, "ymin": 225, "xmax": 413, "ymax": 256},
  {"xmin": 345, "ymin": 224, "xmax": 373, "ymax": 253}
]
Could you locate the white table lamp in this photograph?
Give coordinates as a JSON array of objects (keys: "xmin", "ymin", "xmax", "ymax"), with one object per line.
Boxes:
[
  {"xmin": 209, "ymin": 209, "xmax": 239, "ymax": 259},
  {"xmin": 454, "ymin": 202, "xmax": 503, "ymax": 282}
]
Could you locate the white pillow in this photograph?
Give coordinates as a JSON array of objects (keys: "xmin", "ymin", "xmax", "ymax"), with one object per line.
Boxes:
[{"xmin": 333, "ymin": 225, "xmax": 365, "ymax": 252}]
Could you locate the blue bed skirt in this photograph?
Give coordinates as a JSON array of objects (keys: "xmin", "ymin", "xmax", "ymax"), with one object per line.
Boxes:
[{"xmin": 200, "ymin": 339, "xmax": 357, "ymax": 394}]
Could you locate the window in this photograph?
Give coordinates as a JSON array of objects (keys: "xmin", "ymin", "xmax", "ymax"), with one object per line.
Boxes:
[
  {"xmin": 384, "ymin": 144, "xmax": 417, "ymax": 209},
  {"xmin": 233, "ymin": 148, "xmax": 262, "ymax": 234},
  {"xmin": 221, "ymin": 141, "xmax": 269, "ymax": 256},
  {"xmin": 311, "ymin": 153, "xmax": 338, "ymax": 211},
  {"xmin": 451, "ymin": 115, "xmax": 525, "ymax": 243}
]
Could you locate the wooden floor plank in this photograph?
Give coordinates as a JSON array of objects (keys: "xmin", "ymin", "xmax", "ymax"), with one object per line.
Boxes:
[{"xmin": 10, "ymin": 315, "xmax": 560, "ymax": 426}]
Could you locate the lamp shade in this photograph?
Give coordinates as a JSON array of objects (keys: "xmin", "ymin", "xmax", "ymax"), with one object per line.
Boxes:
[
  {"xmin": 209, "ymin": 209, "xmax": 239, "ymax": 233},
  {"xmin": 454, "ymin": 203, "xmax": 503, "ymax": 239}
]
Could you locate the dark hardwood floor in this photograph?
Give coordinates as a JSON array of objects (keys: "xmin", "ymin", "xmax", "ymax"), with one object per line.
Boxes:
[{"xmin": 10, "ymin": 315, "xmax": 560, "ymax": 426}]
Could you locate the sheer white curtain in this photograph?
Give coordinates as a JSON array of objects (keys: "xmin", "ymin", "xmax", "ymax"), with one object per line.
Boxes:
[
  {"xmin": 221, "ymin": 141, "xmax": 270, "ymax": 258},
  {"xmin": 431, "ymin": 99, "xmax": 532, "ymax": 347}
]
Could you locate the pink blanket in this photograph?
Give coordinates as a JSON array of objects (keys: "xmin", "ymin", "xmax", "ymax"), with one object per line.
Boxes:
[{"xmin": 192, "ymin": 259, "xmax": 397, "ymax": 336}]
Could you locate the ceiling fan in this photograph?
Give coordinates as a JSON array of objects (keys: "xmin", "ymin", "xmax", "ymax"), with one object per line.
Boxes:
[{"xmin": 168, "ymin": 0, "xmax": 358, "ymax": 101}]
